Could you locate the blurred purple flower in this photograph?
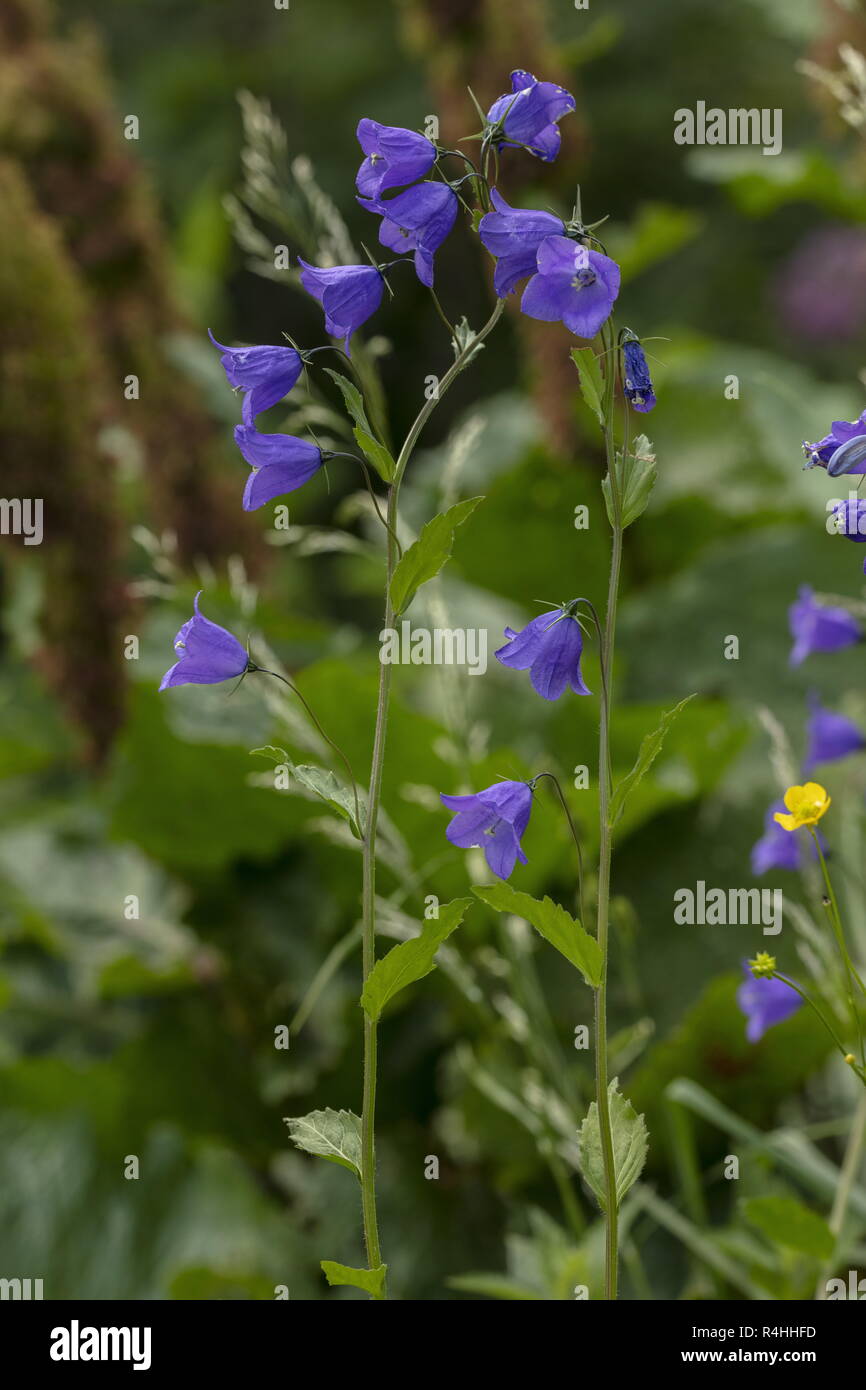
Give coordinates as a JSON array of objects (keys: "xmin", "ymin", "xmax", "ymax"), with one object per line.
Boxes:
[
  {"xmin": 159, "ymin": 592, "xmax": 249, "ymax": 692},
  {"xmin": 621, "ymin": 335, "xmax": 656, "ymax": 413},
  {"xmin": 440, "ymin": 779, "xmax": 533, "ymax": 880},
  {"xmin": 751, "ymin": 800, "xmax": 801, "ymax": 875},
  {"xmin": 737, "ymin": 964, "xmax": 801, "ymax": 1043},
  {"xmin": 776, "ymin": 225, "xmax": 866, "ymax": 343},
  {"xmin": 495, "ymin": 606, "xmax": 591, "ymax": 701},
  {"xmin": 789, "ymin": 586, "xmax": 861, "ymax": 666},
  {"xmin": 487, "ymin": 69, "xmax": 575, "ymax": 162},
  {"xmin": 803, "ymin": 410, "xmax": 866, "ymax": 475},
  {"xmin": 234, "ymin": 426, "xmax": 324, "ymax": 511},
  {"xmin": 804, "ymin": 694, "xmax": 865, "ymax": 772},
  {"xmin": 355, "ymin": 119, "xmax": 436, "ymax": 197},
  {"xmin": 358, "ymin": 183, "xmax": 457, "ymax": 288},
  {"xmin": 478, "ymin": 189, "xmax": 565, "ymax": 297},
  {"xmin": 208, "ymin": 332, "xmax": 303, "ymax": 427},
  {"xmin": 298, "ymin": 261, "xmax": 384, "ymax": 352},
  {"xmin": 521, "ymin": 236, "xmax": 620, "ymax": 339}
]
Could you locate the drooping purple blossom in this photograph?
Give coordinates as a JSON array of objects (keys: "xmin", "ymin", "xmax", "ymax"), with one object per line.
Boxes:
[
  {"xmin": 803, "ymin": 409, "xmax": 866, "ymax": 475},
  {"xmin": 159, "ymin": 592, "xmax": 250, "ymax": 692},
  {"xmin": 358, "ymin": 182, "xmax": 457, "ymax": 288},
  {"xmin": 621, "ymin": 335, "xmax": 656, "ymax": 413},
  {"xmin": 355, "ymin": 119, "xmax": 436, "ymax": 197},
  {"xmin": 789, "ymin": 586, "xmax": 861, "ymax": 667},
  {"xmin": 234, "ymin": 426, "xmax": 324, "ymax": 511},
  {"xmin": 521, "ymin": 236, "xmax": 620, "ymax": 339},
  {"xmin": 208, "ymin": 332, "xmax": 303, "ymax": 427},
  {"xmin": 478, "ymin": 189, "xmax": 565, "ymax": 297},
  {"xmin": 751, "ymin": 800, "xmax": 802, "ymax": 875},
  {"xmin": 495, "ymin": 606, "xmax": 591, "ymax": 701},
  {"xmin": 486, "ymin": 70, "xmax": 576, "ymax": 163},
  {"xmin": 831, "ymin": 497, "xmax": 866, "ymax": 541},
  {"xmin": 804, "ymin": 693, "xmax": 865, "ymax": 772},
  {"xmin": 440, "ymin": 779, "xmax": 533, "ymax": 880},
  {"xmin": 737, "ymin": 964, "xmax": 801, "ymax": 1043},
  {"xmin": 298, "ymin": 260, "xmax": 384, "ymax": 352}
]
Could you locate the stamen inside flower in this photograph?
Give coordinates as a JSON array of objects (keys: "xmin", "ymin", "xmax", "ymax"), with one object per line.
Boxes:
[{"xmin": 572, "ymin": 267, "xmax": 596, "ymax": 289}]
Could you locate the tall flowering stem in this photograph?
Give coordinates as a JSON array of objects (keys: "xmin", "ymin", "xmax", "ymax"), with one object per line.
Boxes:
[{"xmin": 359, "ymin": 299, "xmax": 505, "ymax": 1286}]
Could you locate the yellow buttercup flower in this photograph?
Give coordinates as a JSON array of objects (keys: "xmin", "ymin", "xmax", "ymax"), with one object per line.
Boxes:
[{"xmin": 773, "ymin": 782, "xmax": 831, "ymax": 832}]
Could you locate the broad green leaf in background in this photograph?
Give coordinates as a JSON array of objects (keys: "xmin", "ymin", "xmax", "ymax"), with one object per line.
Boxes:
[
  {"xmin": 251, "ymin": 747, "xmax": 363, "ymax": 837},
  {"xmin": 472, "ymin": 882, "xmax": 602, "ymax": 988},
  {"xmin": 608, "ymin": 694, "xmax": 696, "ymax": 826},
  {"xmin": 578, "ymin": 1079, "xmax": 649, "ymax": 1211},
  {"xmin": 320, "ymin": 1260, "xmax": 387, "ymax": 1298},
  {"xmin": 603, "ymin": 434, "xmax": 658, "ymax": 529},
  {"xmin": 360, "ymin": 897, "xmax": 472, "ymax": 1020},
  {"xmin": 284, "ymin": 1109, "xmax": 362, "ymax": 1177},
  {"xmin": 570, "ymin": 346, "xmax": 606, "ymax": 428},
  {"xmin": 389, "ymin": 497, "xmax": 483, "ymax": 615},
  {"xmin": 742, "ymin": 1196, "xmax": 834, "ymax": 1261}
]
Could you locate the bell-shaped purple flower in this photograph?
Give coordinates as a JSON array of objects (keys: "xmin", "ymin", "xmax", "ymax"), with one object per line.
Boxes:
[
  {"xmin": 159, "ymin": 592, "xmax": 250, "ymax": 692},
  {"xmin": 789, "ymin": 586, "xmax": 861, "ymax": 666},
  {"xmin": 521, "ymin": 236, "xmax": 620, "ymax": 339},
  {"xmin": 832, "ymin": 497, "xmax": 866, "ymax": 541},
  {"xmin": 440, "ymin": 779, "xmax": 533, "ymax": 880},
  {"xmin": 751, "ymin": 800, "xmax": 801, "ymax": 875},
  {"xmin": 804, "ymin": 694, "xmax": 865, "ymax": 772},
  {"xmin": 495, "ymin": 606, "xmax": 591, "ymax": 701},
  {"xmin": 358, "ymin": 182, "xmax": 457, "ymax": 288},
  {"xmin": 234, "ymin": 426, "xmax": 324, "ymax": 511},
  {"xmin": 486, "ymin": 69, "xmax": 576, "ymax": 163},
  {"xmin": 803, "ymin": 409, "xmax": 866, "ymax": 475},
  {"xmin": 621, "ymin": 336, "xmax": 656, "ymax": 413},
  {"xmin": 355, "ymin": 118, "xmax": 436, "ymax": 197},
  {"xmin": 298, "ymin": 261, "xmax": 384, "ymax": 352},
  {"xmin": 208, "ymin": 332, "xmax": 303, "ymax": 426},
  {"xmin": 478, "ymin": 189, "xmax": 565, "ymax": 297},
  {"xmin": 737, "ymin": 964, "xmax": 801, "ymax": 1043}
]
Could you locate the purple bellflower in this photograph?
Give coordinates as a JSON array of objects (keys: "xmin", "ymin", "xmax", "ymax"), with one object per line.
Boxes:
[
  {"xmin": 440, "ymin": 779, "xmax": 533, "ymax": 880},
  {"xmin": 832, "ymin": 497, "xmax": 866, "ymax": 542},
  {"xmin": 234, "ymin": 426, "xmax": 324, "ymax": 511},
  {"xmin": 737, "ymin": 964, "xmax": 801, "ymax": 1043},
  {"xmin": 789, "ymin": 586, "xmax": 861, "ymax": 666},
  {"xmin": 803, "ymin": 409, "xmax": 866, "ymax": 475},
  {"xmin": 621, "ymin": 333, "xmax": 656, "ymax": 413},
  {"xmin": 495, "ymin": 604, "xmax": 591, "ymax": 701},
  {"xmin": 298, "ymin": 261, "xmax": 384, "ymax": 352},
  {"xmin": 208, "ymin": 333, "xmax": 303, "ymax": 427},
  {"xmin": 804, "ymin": 693, "xmax": 865, "ymax": 772},
  {"xmin": 159, "ymin": 592, "xmax": 250, "ymax": 692},
  {"xmin": 521, "ymin": 236, "xmax": 620, "ymax": 339},
  {"xmin": 478, "ymin": 189, "xmax": 566, "ymax": 297},
  {"xmin": 751, "ymin": 801, "xmax": 801, "ymax": 875},
  {"xmin": 355, "ymin": 119, "xmax": 436, "ymax": 197},
  {"xmin": 486, "ymin": 70, "xmax": 576, "ymax": 163},
  {"xmin": 358, "ymin": 182, "xmax": 458, "ymax": 288}
]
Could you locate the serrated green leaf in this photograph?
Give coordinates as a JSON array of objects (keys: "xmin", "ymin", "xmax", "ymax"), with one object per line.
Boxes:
[
  {"xmin": 472, "ymin": 882, "xmax": 601, "ymax": 988},
  {"xmin": 321, "ymin": 1260, "xmax": 387, "ymax": 1298},
  {"xmin": 570, "ymin": 346, "xmax": 606, "ymax": 428},
  {"xmin": 252, "ymin": 749, "xmax": 363, "ymax": 837},
  {"xmin": 322, "ymin": 367, "xmax": 369, "ymax": 432},
  {"xmin": 742, "ymin": 1196, "xmax": 834, "ymax": 1260},
  {"xmin": 389, "ymin": 497, "xmax": 483, "ymax": 615},
  {"xmin": 284, "ymin": 1108, "xmax": 362, "ymax": 1176},
  {"xmin": 608, "ymin": 694, "xmax": 696, "ymax": 827},
  {"xmin": 578, "ymin": 1080, "xmax": 648, "ymax": 1212},
  {"xmin": 361, "ymin": 897, "xmax": 472, "ymax": 1020},
  {"xmin": 353, "ymin": 426, "xmax": 396, "ymax": 483},
  {"xmin": 602, "ymin": 433, "xmax": 657, "ymax": 528}
]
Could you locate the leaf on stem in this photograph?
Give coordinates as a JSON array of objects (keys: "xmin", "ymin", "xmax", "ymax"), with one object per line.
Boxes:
[
  {"xmin": 360, "ymin": 896, "xmax": 473, "ymax": 1020},
  {"xmin": 389, "ymin": 497, "xmax": 483, "ymax": 615},
  {"xmin": 608, "ymin": 694, "xmax": 696, "ymax": 828},
  {"xmin": 323, "ymin": 367, "xmax": 396, "ymax": 481},
  {"xmin": 320, "ymin": 1261, "xmax": 388, "ymax": 1298},
  {"xmin": 602, "ymin": 433, "xmax": 657, "ymax": 529},
  {"xmin": 251, "ymin": 748, "xmax": 363, "ymax": 838},
  {"xmin": 472, "ymin": 882, "xmax": 601, "ymax": 988},
  {"xmin": 570, "ymin": 346, "xmax": 606, "ymax": 429},
  {"xmin": 284, "ymin": 1108, "xmax": 363, "ymax": 1177},
  {"xmin": 578, "ymin": 1080, "xmax": 648, "ymax": 1211}
]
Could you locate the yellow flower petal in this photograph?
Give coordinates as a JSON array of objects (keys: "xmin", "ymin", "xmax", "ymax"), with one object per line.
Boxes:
[{"xmin": 773, "ymin": 812, "xmax": 798, "ymax": 832}]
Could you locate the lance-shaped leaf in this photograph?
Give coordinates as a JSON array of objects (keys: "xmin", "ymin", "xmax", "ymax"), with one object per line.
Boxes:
[
  {"xmin": 284, "ymin": 1108, "xmax": 362, "ymax": 1177},
  {"xmin": 578, "ymin": 1080, "xmax": 648, "ymax": 1211},
  {"xmin": 472, "ymin": 882, "xmax": 601, "ymax": 988},
  {"xmin": 361, "ymin": 897, "xmax": 472, "ymax": 1020},
  {"xmin": 389, "ymin": 497, "xmax": 483, "ymax": 615},
  {"xmin": 602, "ymin": 433, "xmax": 657, "ymax": 529},
  {"xmin": 323, "ymin": 367, "xmax": 396, "ymax": 481},
  {"xmin": 320, "ymin": 1261, "xmax": 388, "ymax": 1299},
  {"xmin": 608, "ymin": 694, "xmax": 696, "ymax": 827},
  {"xmin": 571, "ymin": 346, "xmax": 605, "ymax": 428},
  {"xmin": 252, "ymin": 748, "xmax": 363, "ymax": 838}
]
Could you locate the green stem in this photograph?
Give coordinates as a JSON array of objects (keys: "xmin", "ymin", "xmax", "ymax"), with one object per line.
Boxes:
[
  {"xmin": 594, "ymin": 323, "xmax": 623, "ymax": 1299},
  {"xmin": 358, "ymin": 299, "xmax": 505, "ymax": 1293},
  {"xmin": 810, "ymin": 829, "xmax": 866, "ymax": 1068}
]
